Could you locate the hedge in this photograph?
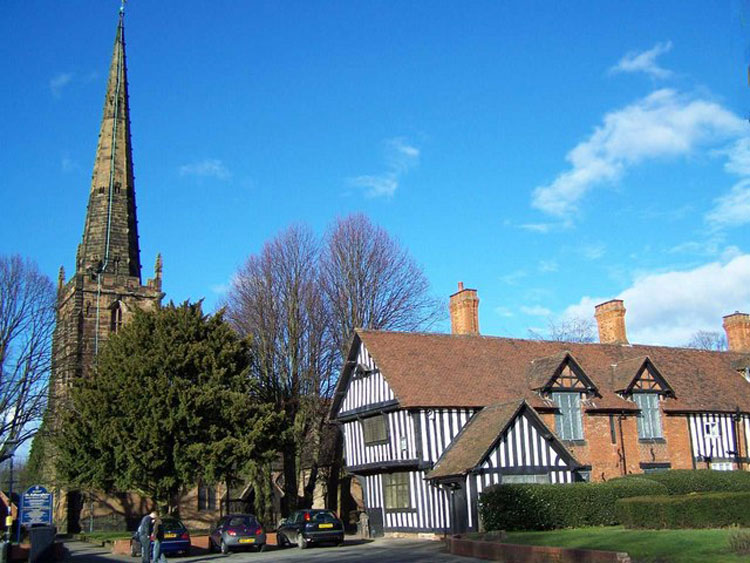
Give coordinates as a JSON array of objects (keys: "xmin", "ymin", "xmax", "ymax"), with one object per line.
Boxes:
[
  {"xmin": 616, "ymin": 492, "xmax": 750, "ymax": 529},
  {"xmin": 478, "ymin": 477, "xmax": 667, "ymax": 531},
  {"xmin": 621, "ymin": 469, "xmax": 750, "ymax": 495}
]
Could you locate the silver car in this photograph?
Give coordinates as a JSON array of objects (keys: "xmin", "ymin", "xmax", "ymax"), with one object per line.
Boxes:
[{"xmin": 209, "ymin": 514, "xmax": 267, "ymax": 554}]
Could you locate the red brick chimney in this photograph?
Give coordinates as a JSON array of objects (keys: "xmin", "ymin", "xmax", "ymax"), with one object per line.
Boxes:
[
  {"xmin": 449, "ymin": 282, "xmax": 479, "ymax": 335},
  {"xmin": 723, "ymin": 312, "xmax": 750, "ymax": 353},
  {"xmin": 594, "ymin": 299, "xmax": 629, "ymax": 345}
]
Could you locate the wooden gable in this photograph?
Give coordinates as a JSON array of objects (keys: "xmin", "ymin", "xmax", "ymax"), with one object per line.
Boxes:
[
  {"xmin": 550, "ymin": 362, "xmax": 588, "ymax": 391},
  {"xmin": 614, "ymin": 356, "xmax": 674, "ymax": 397},
  {"xmin": 548, "ymin": 355, "xmax": 598, "ymax": 394},
  {"xmin": 330, "ymin": 334, "xmax": 398, "ymax": 420},
  {"xmin": 528, "ymin": 352, "xmax": 598, "ymax": 395}
]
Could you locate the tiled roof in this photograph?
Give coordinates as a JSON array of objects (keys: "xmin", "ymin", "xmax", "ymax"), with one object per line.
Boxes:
[
  {"xmin": 353, "ymin": 329, "xmax": 750, "ymax": 413},
  {"xmin": 527, "ymin": 352, "xmax": 569, "ymax": 390},
  {"xmin": 427, "ymin": 400, "xmax": 524, "ymax": 479},
  {"xmin": 427, "ymin": 399, "xmax": 578, "ymax": 480}
]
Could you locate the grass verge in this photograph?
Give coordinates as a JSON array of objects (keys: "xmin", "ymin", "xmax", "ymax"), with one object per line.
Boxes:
[{"xmin": 502, "ymin": 526, "xmax": 748, "ymax": 563}]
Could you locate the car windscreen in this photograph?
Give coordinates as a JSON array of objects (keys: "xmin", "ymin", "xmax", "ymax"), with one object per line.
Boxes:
[
  {"xmin": 228, "ymin": 516, "xmax": 258, "ymax": 528},
  {"xmin": 162, "ymin": 519, "xmax": 185, "ymax": 530}
]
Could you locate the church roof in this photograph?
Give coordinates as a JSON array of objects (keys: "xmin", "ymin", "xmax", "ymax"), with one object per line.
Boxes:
[
  {"xmin": 331, "ymin": 329, "xmax": 750, "ymax": 415},
  {"xmin": 77, "ymin": 9, "xmax": 142, "ymax": 280}
]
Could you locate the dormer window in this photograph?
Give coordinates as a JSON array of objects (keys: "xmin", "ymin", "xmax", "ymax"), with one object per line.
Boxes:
[
  {"xmin": 633, "ymin": 393, "xmax": 662, "ymax": 439},
  {"xmin": 552, "ymin": 391, "xmax": 583, "ymax": 441}
]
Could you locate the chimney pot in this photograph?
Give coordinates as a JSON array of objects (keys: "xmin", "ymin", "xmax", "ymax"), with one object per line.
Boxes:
[
  {"xmin": 594, "ymin": 299, "xmax": 629, "ymax": 345},
  {"xmin": 449, "ymin": 283, "xmax": 479, "ymax": 335},
  {"xmin": 723, "ymin": 312, "xmax": 750, "ymax": 353}
]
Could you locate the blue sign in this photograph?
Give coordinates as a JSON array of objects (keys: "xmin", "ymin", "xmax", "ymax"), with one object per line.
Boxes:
[{"xmin": 20, "ymin": 485, "xmax": 53, "ymax": 527}]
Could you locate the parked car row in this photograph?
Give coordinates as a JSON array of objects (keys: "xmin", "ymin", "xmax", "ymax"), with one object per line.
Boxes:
[{"xmin": 131, "ymin": 509, "xmax": 345, "ymax": 557}]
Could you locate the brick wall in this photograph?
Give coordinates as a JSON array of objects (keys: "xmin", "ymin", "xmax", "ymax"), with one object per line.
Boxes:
[{"xmin": 542, "ymin": 404, "xmax": 698, "ymax": 481}]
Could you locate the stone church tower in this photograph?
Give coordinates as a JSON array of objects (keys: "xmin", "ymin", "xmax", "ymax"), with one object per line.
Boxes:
[
  {"xmin": 50, "ymin": 7, "xmax": 164, "ymax": 532},
  {"xmin": 52, "ymin": 8, "xmax": 163, "ymax": 408}
]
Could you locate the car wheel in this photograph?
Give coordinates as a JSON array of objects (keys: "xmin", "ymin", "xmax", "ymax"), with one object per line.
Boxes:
[
  {"xmin": 297, "ymin": 535, "xmax": 307, "ymax": 550},
  {"xmin": 221, "ymin": 539, "xmax": 229, "ymax": 555}
]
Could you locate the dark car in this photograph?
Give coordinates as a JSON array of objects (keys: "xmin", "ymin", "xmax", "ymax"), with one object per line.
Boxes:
[
  {"xmin": 130, "ymin": 517, "xmax": 191, "ymax": 557},
  {"xmin": 276, "ymin": 509, "xmax": 344, "ymax": 549},
  {"xmin": 209, "ymin": 514, "xmax": 267, "ymax": 554}
]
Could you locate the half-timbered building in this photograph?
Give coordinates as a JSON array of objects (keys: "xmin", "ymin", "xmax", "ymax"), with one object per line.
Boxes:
[{"xmin": 329, "ymin": 284, "xmax": 750, "ymax": 535}]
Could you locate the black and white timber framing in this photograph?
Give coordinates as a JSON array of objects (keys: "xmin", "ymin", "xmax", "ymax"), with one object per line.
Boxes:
[
  {"xmin": 466, "ymin": 415, "xmax": 575, "ymax": 530},
  {"xmin": 333, "ymin": 339, "xmax": 575, "ymax": 534},
  {"xmin": 688, "ymin": 413, "xmax": 749, "ymax": 465},
  {"xmin": 331, "ymin": 332, "xmax": 750, "ymax": 536}
]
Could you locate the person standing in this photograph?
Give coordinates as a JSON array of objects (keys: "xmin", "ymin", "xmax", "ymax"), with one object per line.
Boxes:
[
  {"xmin": 137, "ymin": 511, "xmax": 157, "ymax": 563},
  {"xmin": 151, "ymin": 514, "xmax": 168, "ymax": 563}
]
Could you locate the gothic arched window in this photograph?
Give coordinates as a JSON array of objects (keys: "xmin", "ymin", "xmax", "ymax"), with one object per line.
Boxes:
[{"xmin": 110, "ymin": 302, "xmax": 123, "ymax": 334}]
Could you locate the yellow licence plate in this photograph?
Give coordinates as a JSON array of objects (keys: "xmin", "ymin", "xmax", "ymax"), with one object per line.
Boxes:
[
  {"xmin": 239, "ymin": 538, "xmax": 255, "ymax": 544},
  {"xmin": 164, "ymin": 533, "xmax": 177, "ymax": 539},
  {"xmin": 318, "ymin": 523, "xmax": 333, "ymax": 529}
]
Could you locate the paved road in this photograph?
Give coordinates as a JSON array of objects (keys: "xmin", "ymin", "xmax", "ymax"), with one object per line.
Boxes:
[{"xmin": 63, "ymin": 537, "xmax": 484, "ymax": 563}]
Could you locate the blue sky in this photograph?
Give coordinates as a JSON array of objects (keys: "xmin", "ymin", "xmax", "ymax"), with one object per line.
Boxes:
[{"xmin": 2, "ymin": 1, "xmax": 750, "ymax": 346}]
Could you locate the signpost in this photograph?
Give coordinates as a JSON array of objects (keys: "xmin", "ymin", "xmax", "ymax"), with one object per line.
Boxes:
[{"xmin": 20, "ymin": 486, "xmax": 53, "ymax": 529}]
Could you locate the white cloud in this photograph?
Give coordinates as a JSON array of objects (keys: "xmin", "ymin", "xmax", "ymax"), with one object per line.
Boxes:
[
  {"xmin": 722, "ymin": 137, "xmax": 750, "ymax": 176},
  {"xmin": 50, "ymin": 72, "xmax": 73, "ymax": 97},
  {"xmin": 211, "ymin": 283, "xmax": 229, "ymax": 295},
  {"xmin": 538, "ymin": 260, "xmax": 558, "ymax": 273},
  {"xmin": 500, "ymin": 270, "xmax": 527, "ymax": 285},
  {"xmin": 563, "ymin": 254, "xmax": 750, "ymax": 346},
  {"xmin": 386, "ymin": 137, "xmax": 420, "ymax": 172},
  {"xmin": 349, "ymin": 175, "xmax": 398, "ymax": 198},
  {"xmin": 349, "ymin": 137, "xmax": 419, "ymax": 198},
  {"xmin": 520, "ymin": 222, "xmax": 557, "ymax": 233},
  {"xmin": 179, "ymin": 159, "xmax": 231, "ymax": 180},
  {"xmin": 532, "ymin": 89, "xmax": 744, "ymax": 217},
  {"xmin": 521, "ymin": 305, "xmax": 552, "ymax": 317},
  {"xmin": 706, "ymin": 178, "xmax": 750, "ymax": 229},
  {"xmin": 580, "ymin": 243, "xmax": 606, "ymax": 260},
  {"xmin": 609, "ymin": 41, "xmax": 674, "ymax": 79},
  {"xmin": 495, "ymin": 306, "xmax": 514, "ymax": 318}
]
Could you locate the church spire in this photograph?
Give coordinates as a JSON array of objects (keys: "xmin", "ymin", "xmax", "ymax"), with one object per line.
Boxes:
[{"xmin": 77, "ymin": 9, "xmax": 141, "ymax": 281}]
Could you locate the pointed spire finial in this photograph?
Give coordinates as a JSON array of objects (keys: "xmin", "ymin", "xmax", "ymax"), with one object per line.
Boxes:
[{"xmin": 120, "ymin": 0, "xmax": 126, "ymax": 15}]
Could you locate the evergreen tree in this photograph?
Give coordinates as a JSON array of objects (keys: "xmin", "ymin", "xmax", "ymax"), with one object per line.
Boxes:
[{"xmin": 55, "ymin": 301, "xmax": 281, "ymax": 511}]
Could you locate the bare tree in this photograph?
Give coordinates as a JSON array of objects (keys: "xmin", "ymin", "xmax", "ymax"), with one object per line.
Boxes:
[
  {"xmin": 224, "ymin": 225, "xmax": 335, "ymax": 517},
  {"xmin": 0, "ymin": 255, "xmax": 55, "ymax": 463},
  {"xmin": 321, "ymin": 213, "xmax": 442, "ymax": 357},
  {"xmin": 528, "ymin": 315, "xmax": 597, "ymax": 343},
  {"xmin": 319, "ymin": 214, "xmax": 442, "ymax": 512},
  {"xmin": 686, "ymin": 330, "xmax": 727, "ymax": 351},
  {"xmin": 225, "ymin": 215, "xmax": 443, "ymax": 517}
]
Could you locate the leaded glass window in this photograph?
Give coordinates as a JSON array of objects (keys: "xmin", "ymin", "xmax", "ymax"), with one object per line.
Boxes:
[
  {"xmin": 552, "ymin": 392, "xmax": 583, "ymax": 441},
  {"xmin": 634, "ymin": 393, "xmax": 662, "ymax": 439},
  {"xmin": 383, "ymin": 473, "xmax": 411, "ymax": 509}
]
